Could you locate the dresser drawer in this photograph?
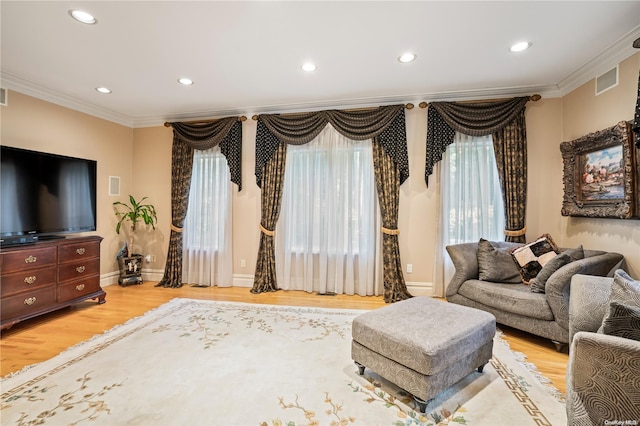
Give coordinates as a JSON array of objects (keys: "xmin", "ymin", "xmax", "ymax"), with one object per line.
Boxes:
[
  {"xmin": 0, "ymin": 247, "xmax": 57, "ymax": 274},
  {"xmin": 0, "ymin": 268, "xmax": 57, "ymax": 297},
  {"xmin": 59, "ymin": 240, "xmax": 100, "ymax": 263},
  {"xmin": 0, "ymin": 286, "xmax": 57, "ymax": 321},
  {"xmin": 58, "ymin": 258, "xmax": 100, "ymax": 283},
  {"xmin": 57, "ymin": 277, "xmax": 101, "ymax": 302}
]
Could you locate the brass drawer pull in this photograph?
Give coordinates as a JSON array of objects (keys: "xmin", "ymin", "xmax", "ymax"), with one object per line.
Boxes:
[
  {"xmin": 76, "ymin": 266, "xmax": 86, "ymax": 273},
  {"xmin": 24, "ymin": 255, "xmax": 37, "ymax": 264},
  {"xmin": 24, "ymin": 297, "xmax": 37, "ymax": 305},
  {"xmin": 76, "ymin": 248, "xmax": 86, "ymax": 255},
  {"xmin": 76, "ymin": 284, "xmax": 85, "ymax": 291},
  {"xmin": 24, "ymin": 276, "xmax": 37, "ymax": 285}
]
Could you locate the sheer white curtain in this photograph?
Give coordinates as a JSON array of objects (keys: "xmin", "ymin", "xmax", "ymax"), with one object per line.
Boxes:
[
  {"xmin": 275, "ymin": 124, "xmax": 382, "ymax": 295},
  {"xmin": 433, "ymin": 132, "xmax": 505, "ymax": 296},
  {"xmin": 182, "ymin": 146, "xmax": 233, "ymax": 287}
]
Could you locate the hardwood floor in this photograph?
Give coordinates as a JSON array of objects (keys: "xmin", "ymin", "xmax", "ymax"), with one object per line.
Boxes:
[{"xmin": 0, "ymin": 282, "xmax": 569, "ymax": 395}]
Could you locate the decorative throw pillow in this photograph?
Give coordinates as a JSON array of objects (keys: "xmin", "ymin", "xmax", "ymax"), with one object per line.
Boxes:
[
  {"xmin": 510, "ymin": 234, "xmax": 560, "ymax": 284},
  {"xmin": 598, "ymin": 269, "xmax": 640, "ymax": 333},
  {"xmin": 477, "ymin": 238, "xmax": 522, "ymax": 283},
  {"xmin": 530, "ymin": 245, "xmax": 585, "ymax": 293},
  {"xmin": 529, "ymin": 252, "xmax": 572, "ymax": 293},
  {"xmin": 601, "ymin": 301, "xmax": 640, "ymax": 342},
  {"xmin": 563, "ymin": 245, "xmax": 585, "ymax": 263}
]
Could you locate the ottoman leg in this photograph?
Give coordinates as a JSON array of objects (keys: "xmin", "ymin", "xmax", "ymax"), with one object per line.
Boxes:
[
  {"xmin": 355, "ymin": 362, "xmax": 365, "ymax": 375},
  {"xmin": 414, "ymin": 396, "xmax": 433, "ymax": 414}
]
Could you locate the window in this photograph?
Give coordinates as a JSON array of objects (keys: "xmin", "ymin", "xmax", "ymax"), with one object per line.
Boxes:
[
  {"xmin": 435, "ymin": 132, "xmax": 505, "ymax": 295},
  {"xmin": 441, "ymin": 132, "xmax": 505, "ymax": 245},
  {"xmin": 182, "ymin": 146, "xmax": 232, "ymax": 287},
  {"xmin": 275, "ymin": 125, "xmax": 381, "ymax": 295}
]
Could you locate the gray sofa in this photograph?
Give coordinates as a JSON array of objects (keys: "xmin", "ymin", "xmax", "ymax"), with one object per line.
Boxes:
[
  {"xmin": 566, "ymin": 273, "xmax": 640, "ymax": 425},
  {"xmin": 445, "ymin": 241, "xmax": 623, "ymax": 349}
]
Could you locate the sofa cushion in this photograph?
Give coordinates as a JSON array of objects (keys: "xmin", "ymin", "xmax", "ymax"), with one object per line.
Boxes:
[
  {"xmin": 477, "ymin": 238, "xmax": 522, "ymax": 283},
  {"xmin": 510, "ymin": 234, "xmax": 560, "ymax": 284},
  {"xmin": 458, "ymin": 279, "xmax": 554, "ymax": 321},
  {"xmin": 598, "ymin": 269, "xmax": 640, "ymax": 333},
  {"xmin": 601, "ymin": 301, "xmax": 640, "ymax": 342},
  {"xmin": 529, "ymin": 246, "xmax": 584, "ymax": 293}
]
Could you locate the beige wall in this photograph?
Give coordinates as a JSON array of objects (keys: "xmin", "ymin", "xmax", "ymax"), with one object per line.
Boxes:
[
  {"xmin": 560, "ymin": 53, "xmax": 640, "ymax": 278},
  {"xmin": 0, "ymin": 91, "xmax": 134, "ymax": 280},
  {"xmin": 3, "ymin": 52, "xmax": 639, "ymax": 288}
]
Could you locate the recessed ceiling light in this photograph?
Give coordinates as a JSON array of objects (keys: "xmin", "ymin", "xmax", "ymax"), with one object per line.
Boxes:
[
  {"xmin": 69, "ymin": 10, "xmax": 97, "ymax": 25},
  {"xmin": 95, "ymin": 87, "xmax": 111, "ymax": 94},
  {"xmin": 510, "ymin": 41, "xmax": 532, "ymax": 53},
  {"xmin": 398, "ymin": 53, "xmax": 417, "ymax": 63},
  {"xmin": 301, "ymin": 62, "xmax": 317, "ymax": 72},
  {"xmin": 178, "ymin": 77, "xmax": 194, "ymax": 86}
]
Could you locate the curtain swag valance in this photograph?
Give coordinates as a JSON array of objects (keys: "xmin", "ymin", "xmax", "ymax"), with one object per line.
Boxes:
[
  {"xmin": 425, "ymin": 96, "xmax": 529, "ymax": 186},
  {"xmin": 169, "ymin": 118, "xmax": 243, "ymax": 190},
  {"xmin": 255, "ymin": 105, "xmax": 409, "ymax": 187}
]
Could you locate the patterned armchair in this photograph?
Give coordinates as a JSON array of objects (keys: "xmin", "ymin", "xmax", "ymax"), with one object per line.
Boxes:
[{"xmin": 566, "ymin": 272, "xmax": 640, "ymax": 425}]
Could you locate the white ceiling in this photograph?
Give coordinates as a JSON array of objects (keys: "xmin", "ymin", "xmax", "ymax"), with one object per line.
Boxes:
[{"xmin": 2, "ymin": 1, "xmax": 640, "ymax": 128}]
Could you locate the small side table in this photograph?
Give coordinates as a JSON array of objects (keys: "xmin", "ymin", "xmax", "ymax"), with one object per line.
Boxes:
[{"xmin": 118, "ymin": 255, "xmax": 143, "ymax": 286}]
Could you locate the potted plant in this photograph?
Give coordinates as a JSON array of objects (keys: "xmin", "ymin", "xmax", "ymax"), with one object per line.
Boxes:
[{"xmin": 113, "ymin": 195, "xmax": 158, "ymax": 257}]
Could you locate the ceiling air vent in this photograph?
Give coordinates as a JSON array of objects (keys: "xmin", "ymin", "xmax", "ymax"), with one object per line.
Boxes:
[
  {"xmin": 0, "ymin": 88, "xmax": 7, "ymax": 106},
  {"xmin": 595, "ymin": 65, "xmax": 618, "ymax": 95}
]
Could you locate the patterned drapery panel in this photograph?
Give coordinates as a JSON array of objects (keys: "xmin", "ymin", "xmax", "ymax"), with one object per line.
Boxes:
[
  {"xmin": 633, "ymin": 69, "xmax": 640, "ymax": 148},
  {"xmin": 255, "ymin": 105, "xmax": 408, "ymax": 187},
  {"xmin": 425, "ymin": 97, "xmax": 529, "ymax": 241},
  {"xmin": 251, "ymin": 105, "xmax": 410, "ymax": 297},
  {"xmin": 251, "ymin": 142, "xmax": 287, "ymax": 294},
  {"xmin": 493, "ymin": 112, "xmax": 528, "ymax": 243},
  {"xmin": 372, "ymin": 139, "xmax": 413, "ymax": 303},
  {"xmin": 157, "ymin": 117, "xmax": 243, "ymax": 288},
  {"xmin": 156, "ymin": 140, "xmax": 195, "ymax": 288}
]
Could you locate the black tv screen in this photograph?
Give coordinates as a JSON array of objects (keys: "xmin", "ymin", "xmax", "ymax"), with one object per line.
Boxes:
[{"xmin": 1, "ymin": 146, "xmax": 97, "ymax": 245}]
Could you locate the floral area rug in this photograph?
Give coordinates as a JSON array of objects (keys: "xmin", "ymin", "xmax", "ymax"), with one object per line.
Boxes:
[{"xmin": 1, "ymin": 298, "xmax": 567, "ymax": 425}]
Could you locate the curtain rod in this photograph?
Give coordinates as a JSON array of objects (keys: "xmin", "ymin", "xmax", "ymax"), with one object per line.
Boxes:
[
  {"xmin": 418, "ymin": 94, "xmax": 542, "ymax": 108},
  {"xmin": 251, "ymin": 103, "xmax": 415, "ymax": 121},
  {"xmin": 164, "ymin": 115, "xmax": 247, "ymax": 127}
]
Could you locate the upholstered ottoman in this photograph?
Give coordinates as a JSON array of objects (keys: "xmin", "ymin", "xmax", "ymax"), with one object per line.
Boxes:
[{"xmin": 351, "ymin": 297, "xmax": 496, "ymax": 412}]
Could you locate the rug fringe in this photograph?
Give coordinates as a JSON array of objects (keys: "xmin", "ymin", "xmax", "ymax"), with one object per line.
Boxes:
[{"xmin": 494, "ymin": 328, "xmax": 565, "ymax": 403}]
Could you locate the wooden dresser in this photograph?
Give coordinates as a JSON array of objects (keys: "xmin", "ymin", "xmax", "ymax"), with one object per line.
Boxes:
[{"xmin": 0, "ymin": 235, "xmax": 105, "ymax": 329}]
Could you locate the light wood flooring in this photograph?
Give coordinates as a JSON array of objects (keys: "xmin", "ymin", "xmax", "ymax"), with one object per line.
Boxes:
[{"xmin": 0, "ymin": 283, "xmax": 569, "ymax": 395}]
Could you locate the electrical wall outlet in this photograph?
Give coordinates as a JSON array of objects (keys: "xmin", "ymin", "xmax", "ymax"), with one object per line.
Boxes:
[
  {"xmin": 406, "ymin": 263, "xmax": 413, "ymax": 273},
  {"xmin": 240, "ymin": 259, "xmax": 247, "ymax": 268}
]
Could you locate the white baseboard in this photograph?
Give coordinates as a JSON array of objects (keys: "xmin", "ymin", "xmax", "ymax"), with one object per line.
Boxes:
[
  {"xmin": 233, "ymin": 274, "xmax": 254, "ymax": 287},
  {"xmin": 100, "ymin": 271, "xmax": 431, "ymax": 297},
  {"xmin": 101, "ymin": 268, "xmax": 164, "ymax": 287},
  {"xmin": 406, "ymin": 281, "xmax": 434, "ymax": 297}
]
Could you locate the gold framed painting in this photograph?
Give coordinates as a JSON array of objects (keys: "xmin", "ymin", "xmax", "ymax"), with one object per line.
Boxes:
[{"xmin": 560, "ymin": 121, "xmax": 638, "ymax": 219}]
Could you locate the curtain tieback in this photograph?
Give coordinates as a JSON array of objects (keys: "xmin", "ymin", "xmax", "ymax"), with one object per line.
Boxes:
[
  {"xmin": 259, "ymin": 223, "xmax": 275, "ymax": 237},
  {"xmin": 170, "ymin": 223, "xmax": 183, "ymax": 233},
  {"xmin": 504, "ymin": 227, "xmax": 526, "ymax": 237},
  {"xmin": 381, "ymin": 226, "xmax": 400, "ymax": 235}
]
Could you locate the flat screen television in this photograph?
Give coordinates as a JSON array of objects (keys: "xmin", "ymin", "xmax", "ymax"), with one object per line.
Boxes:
[{"xmin": 1, "ymin": 146, "xmax": 97, "ymax": 247}]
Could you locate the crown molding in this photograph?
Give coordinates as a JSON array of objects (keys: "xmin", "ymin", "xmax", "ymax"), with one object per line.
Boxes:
[
  {"xmin": 0, "ymin": 71, "xmax": 134, "ymax": 128},
  {"xmin": 556, "ymin": 25, "xmax": 640, "ymax": 96},
  {"xmin": 133, "ymin": 84, "xmax": 562, "ymax": 128}
]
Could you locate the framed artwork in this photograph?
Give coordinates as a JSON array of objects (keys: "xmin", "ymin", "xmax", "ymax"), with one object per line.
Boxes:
[{"xmin": 560, "ymin": 121, "xmax": 638, "ymax": 219}]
